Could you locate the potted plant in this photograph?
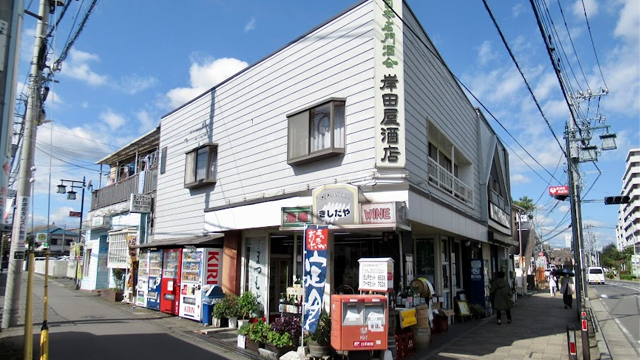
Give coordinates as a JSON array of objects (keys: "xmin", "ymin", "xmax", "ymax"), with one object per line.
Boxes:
[
  {"xmin": 270, "ymin": 316, "xmax": 301, "ymax": 347},
  {"xmin": 212, "ymin": 299, "xmax": 228, "ymax": 328},
  {"xmin": 217, "ymin": 293, "xmax": 241, "ymax": 328},
  {"xmin": 469, "ymin": 303, "xmax": 485, "ymax": 320},
  {"xmin": 265, "ymin": 330, "xmax": 294, "ymax": 357},
  {"xmin": 246, "ymin": 317, "xmax": 270, "ymax": 353},
  {"xmin": 237, "ymin": 322, "xmax": 250, "ymax": 349},
  {"xmin": 238, "ymin": 291, "xmax": 260, "ymax": 326},
  {"xmin": 305, "ymin": 309, "xmax": 332, "ymax": 358}
]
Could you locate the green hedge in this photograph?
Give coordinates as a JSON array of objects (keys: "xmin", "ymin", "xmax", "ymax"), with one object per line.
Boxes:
[{"xmin": 619, "ymin": 274, "xmax": 638, "ymax": 281}]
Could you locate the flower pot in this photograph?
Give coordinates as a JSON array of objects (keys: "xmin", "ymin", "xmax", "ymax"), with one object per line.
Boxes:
[
  {"xmin": 266, "ymin": 344, "xmax": 295, "ymax": 358},
  {"xmin": 237, "ymin": 334, "xmax": 246, "ymax": 349},
  {"xmin": 308, "ymin": 343, "xmax": 331, "ymax": 358},
  {"xmin": 212, "ymin": 317, "xmax": 221, "ymax": 328},
  {"xmin": 228, "ymin": 316, "xmax": 238, "ymax": 329},
  {"xmin": 246, "ymin": 339, "xmax": 263, "ymax": 353}
]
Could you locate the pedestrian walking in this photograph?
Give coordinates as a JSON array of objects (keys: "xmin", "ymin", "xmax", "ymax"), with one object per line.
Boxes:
[
  {"xmin": 490, "ymin": 270, "xmax": 513, "ymax": 325},
  {"xmin": 560, "ymin": 275, "xmax": 573, "ymax": 309},
  {"xmin": 549, "ymin": 275, "xmax": 557, "ymax": 298}
]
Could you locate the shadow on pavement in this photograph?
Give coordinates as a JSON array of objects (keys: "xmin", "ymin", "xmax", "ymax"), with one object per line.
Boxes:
[{"xmin": 2, "ymin": 331, "xmax": 241, "ymax": 360}]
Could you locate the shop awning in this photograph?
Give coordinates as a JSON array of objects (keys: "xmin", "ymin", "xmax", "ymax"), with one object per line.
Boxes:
[{"xmin": 134, "ymin": 233, "xmax": 224, "ymax": 249}]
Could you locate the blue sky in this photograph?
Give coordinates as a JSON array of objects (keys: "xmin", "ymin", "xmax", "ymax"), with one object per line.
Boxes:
[{"xmin": 15, "ymin": 0, "xmax": 639, "ymax": 250}]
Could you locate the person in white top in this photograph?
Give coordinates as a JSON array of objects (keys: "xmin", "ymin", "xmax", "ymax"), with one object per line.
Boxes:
[{"xmin": 549, "ymin": 275, "xmax": 557, "ymax": 298}]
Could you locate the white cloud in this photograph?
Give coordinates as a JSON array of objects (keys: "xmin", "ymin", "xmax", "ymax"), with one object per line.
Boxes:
[
  {"xmin": 119, "ymin": 74, "xmax": 158, "ymax": 95},
  {"xmin": 533, "ymin": 73, "xmax": 559, "ymax": 101},
  {"xmin": 511, "ymin": 173, "xmax": 531, "ymax": 184},
  {"xmin": 477, "ymin": 41, "xmax": 496, "ymax": 66},
  {"xmin": 512, "ymin": 3, "xmax": 526, "ymax": 18},
  {"xmin": 614, "ymin": 0, "xmax": 639, "ymax": 42},
  {"xmin": 100, "ymin": 109, "xmax": 127, "ymax": 130},
  {"xmin": 61, "ymin": 49, "xmax": 108, "ymax": 86},
  {"xmin": 245, "ymin": 17, "xmax": 256, "ymax": 33},
  {"xmin": 136, "ymin": 109, "xmax": 157, "ymax": 132},
  {"xmin": 573, "ymin": 0, "xmax": 599, "ymax": 18},
  {"xmin": 166, "ymin": 57, "xmax": 248, "ymax": 109}
]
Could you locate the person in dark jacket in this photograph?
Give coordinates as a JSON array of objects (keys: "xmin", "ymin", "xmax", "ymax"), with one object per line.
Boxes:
[{"xmin": 490, "ymin": 270, "xmax": 513, "ymax": 325}]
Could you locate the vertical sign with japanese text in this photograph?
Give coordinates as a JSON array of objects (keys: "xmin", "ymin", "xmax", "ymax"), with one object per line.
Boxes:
[
  {"xmin": 375, "ymin": 0, "xmax": 405, "ymax": 168},
  {"xmin": 302, "ymin": 225, "xmax": 328, "ymax": 333},
  {"xmin": 12, "ymin": 196, "xmax": 28, "ymax": 259}
]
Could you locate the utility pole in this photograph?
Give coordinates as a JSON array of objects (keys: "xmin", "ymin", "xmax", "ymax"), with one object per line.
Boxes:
[
  {"xmin": 2, "ymin": 0, "xmax": 50, "ymax": 330},
  {"xmin": 565, "ymin": 115, "xmax": 585, "ymax": 317},
  {"xmin": 1, "ymin": 0, "xmax": 24, "ymax": 270}
]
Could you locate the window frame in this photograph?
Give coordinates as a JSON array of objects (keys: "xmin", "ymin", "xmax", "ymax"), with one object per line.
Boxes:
[
  {"xmin": 184, "ymin": 143, "xmax": 218, "ymax": 189},
  {"xmin": 287, "ymin": 98, "xmax": 346, "ymax": 166}
]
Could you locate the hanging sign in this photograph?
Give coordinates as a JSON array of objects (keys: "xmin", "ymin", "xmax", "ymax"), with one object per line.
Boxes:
[
  {"xmin": 302, "ymin": 225, "xmax": 329, "ymax": 333},
  {"xmin": 312, "ymin": 184, "xmax": 359, "ymax": 225}
]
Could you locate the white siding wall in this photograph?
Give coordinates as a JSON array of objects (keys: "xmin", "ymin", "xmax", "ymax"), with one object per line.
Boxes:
[
  {"xmin": 402, "ymin": 6, "xmax": 482, "ymax": 220},
  {"xmin": 156, "ymin": 2, "xmax": 378, "ymax": 238}
]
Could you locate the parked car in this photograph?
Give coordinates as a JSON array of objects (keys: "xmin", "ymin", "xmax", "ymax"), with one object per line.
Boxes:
[{"xmin": 587, "ymin": 267, "xmax": 606, "ymax": 285}]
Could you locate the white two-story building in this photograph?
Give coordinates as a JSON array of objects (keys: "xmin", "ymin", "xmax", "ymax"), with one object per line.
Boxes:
[{"xmin": 153, "ymin": 0, "xmax": 514, "ymax": 320}]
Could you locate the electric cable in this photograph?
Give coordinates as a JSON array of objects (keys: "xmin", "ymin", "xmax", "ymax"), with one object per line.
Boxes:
[
  {"xmin": 394, "ymin": 3, "xmax": 562, "ymax": 184},
  {"xmin": 580, "ymin": 0, "xmax": 608, "ymax": 89}
]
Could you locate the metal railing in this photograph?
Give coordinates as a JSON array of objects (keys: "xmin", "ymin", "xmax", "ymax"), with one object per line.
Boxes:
[
  {"xmin": 90, "ymin": 169, "xmax": 157, "ymax": 211},
  {"xmin": 427, "ymin": 158, "xmax": 473, "ymax": 205}
]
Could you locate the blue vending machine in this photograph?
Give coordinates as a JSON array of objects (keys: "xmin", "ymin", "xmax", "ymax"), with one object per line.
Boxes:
[{"xmin": 146, "ymin": 249, "xmax": 163, "ymax": 310}]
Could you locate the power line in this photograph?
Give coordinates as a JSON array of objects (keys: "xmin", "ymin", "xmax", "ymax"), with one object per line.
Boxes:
[
  {"xmin": 391, "ymin": 4, "xmax": 562, "ymax": 185},
  {"xmin": 580, "ymin": 0, "xmax": 608, "ymax": 89}
]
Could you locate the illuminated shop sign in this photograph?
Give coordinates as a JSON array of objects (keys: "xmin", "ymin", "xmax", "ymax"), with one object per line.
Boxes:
[{"xmin": 312, "ymin": 184, "xmax": 359, "ymax": 225}]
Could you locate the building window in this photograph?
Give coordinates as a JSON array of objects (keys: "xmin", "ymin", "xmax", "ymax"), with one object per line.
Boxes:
[
  {"xmin": 287, "ymin": 99, "xmax": 345, "ymax": 165},
  {"xmin": 160, "ymin": 146, "xmax": 167, "ymax": 174},
  {"xmin": 184, "ymin": 143, "xmax": 217, "ymax": 189}
]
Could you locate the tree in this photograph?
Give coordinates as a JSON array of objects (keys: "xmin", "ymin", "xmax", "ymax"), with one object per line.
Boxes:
[
  {"xmin": 600, "ymin": 243, "xmax": 631, "ymax": 271},
  {"xmin": 513, "ymin": 196, "xmax": 535, "ymax": 219}
]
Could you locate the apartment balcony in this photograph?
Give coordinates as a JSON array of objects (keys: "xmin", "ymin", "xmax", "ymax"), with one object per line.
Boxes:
[
  {"xmin": 427, "ymin": 157, "xmax": 473, "ymax": 206},
  {"xmin": 90, "ymin": 169, "xmax": 157, "ymax": 211}
]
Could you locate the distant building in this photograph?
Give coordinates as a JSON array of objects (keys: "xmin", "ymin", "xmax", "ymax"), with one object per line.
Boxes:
[{"xmin": 616, "ymin": 148, "xmax": 639, "ymax": 254}]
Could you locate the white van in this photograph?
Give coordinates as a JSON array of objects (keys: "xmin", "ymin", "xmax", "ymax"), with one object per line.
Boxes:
[{"xmin": 587, "ymin": 267, "xmax": 605, "ymax": 285}]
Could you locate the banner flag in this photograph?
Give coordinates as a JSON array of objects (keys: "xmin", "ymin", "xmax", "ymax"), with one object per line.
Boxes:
[{"xmin": 302, "ymin": 224, "xmax": 328, "ymax": 333}]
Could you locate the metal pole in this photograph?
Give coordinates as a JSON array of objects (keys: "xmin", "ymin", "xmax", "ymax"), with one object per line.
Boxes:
[
  {"xmin": 2, "ymin": 0, "xmax": 49, "ymax": 330},
  {"xmin": 24, "ymin": 252, "xmax": 35, "ymax": 359},
  {"xmin": 75, "ymin": 177, "xmax": 85, "ymax": 289},
  {"xmin": 39, "ymin": 248, "xmax": 49, "ymax": 360}
]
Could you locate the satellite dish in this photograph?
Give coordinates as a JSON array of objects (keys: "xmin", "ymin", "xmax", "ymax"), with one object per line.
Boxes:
[{"xmin": 87, "ymin": 180, "xmax": 92, "ymax": 189}]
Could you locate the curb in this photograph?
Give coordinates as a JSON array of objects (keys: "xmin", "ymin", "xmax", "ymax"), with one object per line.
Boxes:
[{"xmin": 585, "ymin": 298, "xmax": 612, "ymax": 360}]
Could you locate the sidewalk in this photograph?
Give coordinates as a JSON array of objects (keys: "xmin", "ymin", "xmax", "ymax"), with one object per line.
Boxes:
[
  {"xmin": 413, "ymin": 290, "xmax": 599, "ymax": 360},
  {"xmin": 1, "ymin": 271, "xmax": 606, "ymax": 360}
]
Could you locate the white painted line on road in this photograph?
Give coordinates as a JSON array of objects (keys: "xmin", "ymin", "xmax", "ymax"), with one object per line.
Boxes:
[{"xmin": 600, "ymin": 294, "xmax": 608, "ymax": 298}]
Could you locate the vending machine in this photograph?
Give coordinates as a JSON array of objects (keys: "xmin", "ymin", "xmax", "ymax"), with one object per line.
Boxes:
[
  {"xmin": 146, "ymin": 249, "xmax": 163, "ymax": 310},
  {"xmin": 136, "ymin": 250, "xmax": 149, "ymax": 308},
  {"xmin": 179, "ymin": 247, "xmax": 223, "ymax": 321},
  {"xmin": 160, "ymin": 248, "xmax": 182, "ymax": 315}
]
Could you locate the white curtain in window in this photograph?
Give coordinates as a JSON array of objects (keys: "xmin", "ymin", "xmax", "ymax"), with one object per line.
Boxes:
[
  {"xmin": 208, "ymin": 147, "xmax": 217, "ymax": 180},
  {"xmin": 185, "ymin": 151, "xmax": 195, "ymax": 184},
  {"xmin": 196, "ymin": 148, "xmax": 207, "ymax": 180},
  {"xmin": 311, "ymin": 104, "xmax": 331, "ymax": 152},
  {"xmin": 334, "ymin": 102, "xmax": 345, "ymax": 148}
]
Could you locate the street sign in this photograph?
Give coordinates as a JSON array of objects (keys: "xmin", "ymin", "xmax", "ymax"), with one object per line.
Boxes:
[
  {"xmin": 36, "ymin": 232, "xmax": 49, "ymax": 242},
  {"xmin": 69, "ymin": 211, "xmax": 81, "ymax": 217},
  {"xmin": 13, "ymin": 251, "xmax": 24, "ymax": 260}
]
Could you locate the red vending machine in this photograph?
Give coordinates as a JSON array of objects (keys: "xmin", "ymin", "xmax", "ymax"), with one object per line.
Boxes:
[{"xmin": 160, "ymin": 248, "xmax": 182, "ymax": 315}]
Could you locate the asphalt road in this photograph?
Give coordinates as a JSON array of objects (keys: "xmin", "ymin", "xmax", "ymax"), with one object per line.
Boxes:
[
  {"xmin": 0, "ymin": 273, "xmax": 245, "ymax": 360},
  {"xmin": 588, "ymin": 279, "xmax": 640, "ymax": 356}
]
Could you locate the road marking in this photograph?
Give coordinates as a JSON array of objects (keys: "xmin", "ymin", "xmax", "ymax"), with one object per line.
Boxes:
[{"xmin": 600, "ymin": 294, "xmax": 608, "ymax": 298}]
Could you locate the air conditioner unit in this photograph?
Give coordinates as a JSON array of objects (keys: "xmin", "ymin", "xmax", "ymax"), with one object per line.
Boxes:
[{"xmin": 91, "ymin": 216, "xmax": 112, "ymax": 229}]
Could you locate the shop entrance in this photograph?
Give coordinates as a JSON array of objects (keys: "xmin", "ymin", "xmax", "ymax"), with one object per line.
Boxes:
[{"xmin": 269, "ymin": 256, "xmax": 292, "ymax": 314}]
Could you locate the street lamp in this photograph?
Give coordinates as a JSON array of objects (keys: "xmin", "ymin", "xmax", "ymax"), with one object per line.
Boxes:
[{"xmin": 57, "ymin": 176, "xmax": 85, "ymax": 289}]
